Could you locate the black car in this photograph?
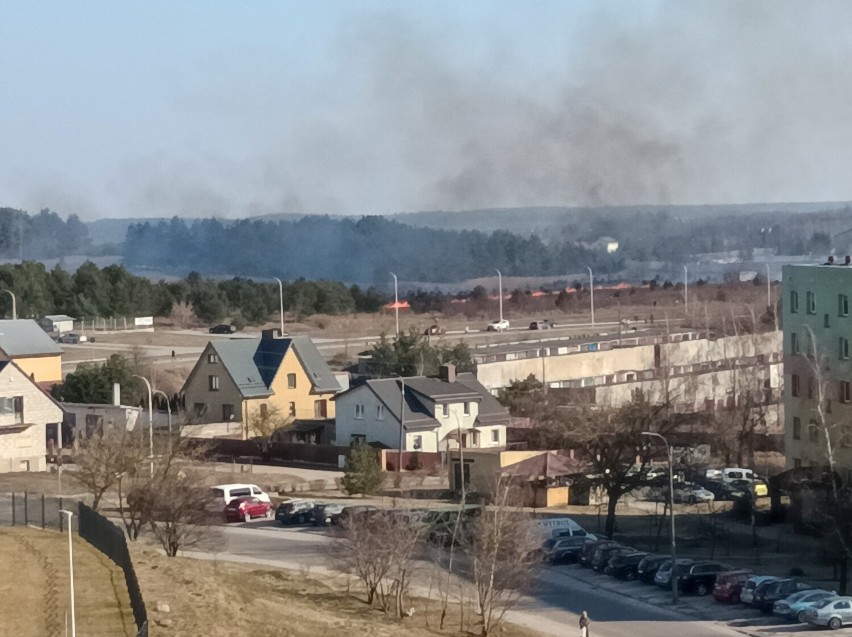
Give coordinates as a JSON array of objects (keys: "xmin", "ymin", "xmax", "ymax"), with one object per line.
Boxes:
[
  {"xmin": 542, "ymin": 536, "xmax": 591, "ymax": 564},
  {"xmin": 606, "ymin": 552, "xmax": 649, "ymax": 581},
  {"xmin": 275, "ymin": 500, "xmax": 317, "ymax": 525},
  {"xmin": 702, "ymin": 480, "xmax": 748, "ymax": 501},
  {"xmin": 677, "ymin": 561, "xmax": 732, "ymax": 596},
  {"xmin": 752, "ymin": 578, "xmax": 814, "ymax": 613},
  {"xmin": 310, "ymin": 503, "xmax": 346, "ymax": 526},
  {"xmin": 578, "ymin": 540, "xmax": 620, "ymax": 568},
  {"xmin": 209, "ymin": 324, "xmax": 236, "ymax": 334},
  {"xmin": 593, "ymin": 545, "xmax": 635, "ymax": 573},
  {"xmin": 337, "ymin": 505, "xmax": 379, "ymax": 529},
  {"xmin": 637, "ymin": 554, "xmax": 669, "ymax": 584}
]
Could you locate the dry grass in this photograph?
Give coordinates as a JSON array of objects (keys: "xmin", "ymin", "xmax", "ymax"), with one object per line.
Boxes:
[
  {"xmin": 131, "ymin": 546, "xmax": 545, "ymax": 637},
  {"xmin": 0, "ymin": 527, "xmax": 136, "ymax": 637}
]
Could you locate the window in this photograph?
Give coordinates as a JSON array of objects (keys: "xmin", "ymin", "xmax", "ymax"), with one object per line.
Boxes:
[
  {"xmin": 841, "ymin": 337, "xmax": 850, "ymax": 360},
  {"xmin": 808, "ymin": 419, "xmax": 818, "ymax": 443},
  {"xmin": 825, "ymin": 314, "xmax": 831, "ymax": 328},
  {"xmin": 842, "ymin": 381, "xmax": 852, "ymax": 403},
  {"xmin": 841, "ymin": 294, "xmax": 849, "ymax": 317},
  {"xmin": 0, "ymin": 396, "xmax": 23, "ymax": 423},
  {"xmin": 222, "ymin": 404, "xmax": 235, "ymax": 421},
  {"xmin": 260, "ymin": 404, "xmax": 268, "ymax": 418},
  {"xmin": 314, "ymin": 399, "xmax": 327, "ymax": 418},
  {"xmin": 791, "ymin": 374, "xmax": 800, "ymax": 397},
  {"xmin": 355, "ymin": 404, "xmax": 365, "ymax": 419},
  {"xmin": 442, "ymin": 404, "xmax": 449, "ymax": 418},
  {"xmin": 287, "ymin": 373, "xmax": 296, "ymax": 389},
  {"xmin": 793, "ymin": 417, "xmax": 801, "ymax": 440},
  {"xmin": 412, "ymin": 435, "xmax": 422, "ymax": 450},
  {"xmin": 351, "ymin": 434, "xmax": 366, "ymax": 445},
  {"xmin": 791, "ymin": 332, "xmax": 799, "ymax": 354},
  {"xmin": 806, "ymin": 291, "xmax": 816, "ymax": 314},
  {"xmin": 288, "ymin": 402, "xmax": 296, "ymax": 417},
  {"xmin": 793, "ymin": 457, "xmax": 802, "ymax": 468},
  {"xmin": 208, "ymin": 353, "xmax": 219, "ymax": 364},
  {"xmin": 790, "ymin": 290, "xmax": 799, "ymax": 313},
  {"xmin": 463, "ymin": 401, "xmax": 470, "ymax": 415},
  {"xmin": 836, "ymin": 601, "xmax": 851, "ymax": 610},
  {"xmin": 193, "ymin": 403, "xmax": 207, "ymax": 417},
  {"xmin": 376, "ymin": 404, "xmax": 385, "ymax": 420},
  {"xmin": 808, "ymin": 376, "xmax": 816, "ymax": 399},
  {"xmin": 491, "ymin": 429, "xmax": 500, "ymax": 443},
  {"xmin": 208, "ymin": 375, "xmax": 219, "ymax": 391}
]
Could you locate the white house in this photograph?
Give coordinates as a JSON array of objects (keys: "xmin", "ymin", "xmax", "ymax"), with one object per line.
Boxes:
[
  {"xmin": 334, "ymin": 365, "xmax": 509, "ymax": 452},
  {"xmin": 0, "ymin": 360, "xmax": 64, "ymax": 472}
]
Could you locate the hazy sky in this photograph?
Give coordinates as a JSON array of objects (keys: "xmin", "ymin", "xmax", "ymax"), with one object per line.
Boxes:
[{"xmin": 3, "ymin": 1, "xmax": 852, "ymax": 219}]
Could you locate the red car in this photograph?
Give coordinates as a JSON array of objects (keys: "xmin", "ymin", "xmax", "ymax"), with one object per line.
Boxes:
[
  {"xmin": 225, "ymin": 496, "xmax": 272, "ymax": 522},
  {"xmin": 713, "ymin": 569, "xmax": 753, "ymax": 603}
]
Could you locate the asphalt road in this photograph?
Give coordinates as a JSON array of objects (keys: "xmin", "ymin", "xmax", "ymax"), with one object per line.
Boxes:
[{"xmin": 211, "ymin": 521, "xmax": 750, "ymax": 637}]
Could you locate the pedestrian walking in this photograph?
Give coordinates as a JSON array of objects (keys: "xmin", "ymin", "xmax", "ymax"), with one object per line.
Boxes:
[{"xmin": 579, "ymin": 610, "xmax": 590, "ymax": 637}]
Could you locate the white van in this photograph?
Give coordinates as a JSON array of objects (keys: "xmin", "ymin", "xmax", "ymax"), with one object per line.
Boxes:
[
  {"xmin": 536, "ymin": 517, "xmax": 596, "ymax": 541},
  {"xmin": 211, "ymin": 483, "xmax": 271, "ymax": 505},
  {"xmin": 722, "ymin": 468, "xmax": 754, "ymax": 484}
]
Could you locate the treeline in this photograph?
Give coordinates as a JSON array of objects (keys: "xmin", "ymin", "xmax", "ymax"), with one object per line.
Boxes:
[
  {"xmin": 123, "ymin": 215, "xmax": 622, "ymax": 283},
  {"xmin": 0, "ymin": 207, "xmax": 90, "ymax": 259},
  {"xmin": 0, "ymin": 261, "xmax": 387, "ymax": 324}
]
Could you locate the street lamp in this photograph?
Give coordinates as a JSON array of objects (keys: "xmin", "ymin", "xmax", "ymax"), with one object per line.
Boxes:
[
  {"xmin": 59, "ymin": 509, "xmax": 76, "ymax": 637},
  {"xmin": 494, "ymin": 269, "xmax": 504, "ymax": 327},
  {"xmin": 153, "ymin": 389, "xmax": 173, "ymax": 454},
  {"xmin": 641, "ymin": 431, "xmax": 678, "ymax": 603},
  {"xmin": 584, "ymin": 266, "xmax": 595, "ymax": 326},
  {"xmin": 390, "ymin": 272, "xmax": 400, "ymax": 337},
  {"xmin": 273, "ymin": 277, "xmax": 285, "ymax": 337},
  {"xmin": 765, "ymin": 263, "xmax": 771, "ymax": 310},
  {"xmin": 132, "ymin": 375, "xmax": 154, "ymax": 477},
  {"xmin": 1, "ymin": 289, "xmax": 15, "ymax": 320},
  {"xmin": 683, "ymin": 265, "xmax": 688, "ymax": 314}
]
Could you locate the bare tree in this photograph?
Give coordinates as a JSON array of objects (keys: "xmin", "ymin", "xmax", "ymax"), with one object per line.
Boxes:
[
  {"xmin": 73, "ymin": 426, "xmax": 147, "ymax": 510},
  {"xmin": 246, "ymin": 405, "xmax": 292, "ymax": 458}
]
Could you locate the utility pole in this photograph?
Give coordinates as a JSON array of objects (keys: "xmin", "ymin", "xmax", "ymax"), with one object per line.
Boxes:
[
  {"xmin": 494, "ymin": 269, "xmax": 504, "ymax": 327},
  {"xmin": 390, "ymin": 272, "xmax": 400, "ymax": 337},
  {"xmin": 683, "ymin": 265, "xmax": 688, "ymax": 314},
  {"xmin": 273, "ymin": 277, "xmax": 285, "ymax": 336},
  {"xmin": 642, "ymin": 431, "xmax": 678, "ymax": 604},
  {"xmin": 59, "ymin": 509, "xmax": 76, "ymax": 637},
  {"xmin": 585, "ymin": 266, "xmax": 595, "ymax": 326}
]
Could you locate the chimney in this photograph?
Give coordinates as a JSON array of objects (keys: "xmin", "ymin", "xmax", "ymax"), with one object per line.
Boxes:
[
  {"xmin": 846, "ymin": 255, "xmax": 851, "ymax": 266},
  {"xmin": 827, "ymin": 255, "xmax": 835, "ymax": 265},
  {"xmin": 261, "ymin": 328, "xmax": 277, "ymax": 340},
  {"xmin": 112, "ymin": 382, "xmax": 121, "ymax": 406},
  {"xmin": 439, "ymin": 363, "xmax": 456, "ymax": 384}
]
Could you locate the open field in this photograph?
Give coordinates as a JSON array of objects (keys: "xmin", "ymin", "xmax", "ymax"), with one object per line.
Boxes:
[
  {"xmin": 0, "ymin": 528, "xmax": 136, "ymax": 637},
  {"xmin": 130, "ymin": 544, "xmax": 545, "ymax": 637}
]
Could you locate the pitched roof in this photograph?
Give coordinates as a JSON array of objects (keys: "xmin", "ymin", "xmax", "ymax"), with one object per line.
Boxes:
[
  {"xmin": 0, "ymin": 320, "xmax": 63, "ymax": 357},
  {"xmin": 499, "ymin": 452, "xmax": 589, "ymax": 481},
  {"xmin": 366, "ymin": 378, "xmax": 436, "ymax": 426},
  {"xmin": 456, "ymin": 372, "xmax": 510, "ymax": 424},
  {"xmin": 210, "ymin": 335, "xmax": 341, "ymax": 399},
  {"xmin": 405, "ymin": 377, "xmax": 481, "ymax": 402}
]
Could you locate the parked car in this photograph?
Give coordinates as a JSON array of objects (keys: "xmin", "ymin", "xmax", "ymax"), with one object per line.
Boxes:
[
  {"xmin": 311, "ymin": 503, "xmax": 347, "ymax": 526},
  {"xmin": 673, "ymin": 482, "xmax": 715, "ymax": 504},
  {"xmin": 605, "ymin": 551, "xmax": 649, "ymax": 581},
  {"xmin": 275, "ymin": 499, "xmax": 318, "ymax": 525},
  {"xmin": 536, "ymin": 517, "xmax": 595, "ymax": 541},
  {"xmin": 592, "ymin": 545, "xmax": 635, "ymax": 573},
  {"xmin": 677, "ymin": 561, "xmax": 732, "ymax": 596},
  {"xmin": 803, "ymin": 596, "xmax": 852, "ymax": 629},
  {"xmin": 654, "ymin": 558, "xmax": 695, "ymax": 589},
  {"xmin": 225, "ymin": 496, "xmax": 272, "ymax": 522},
  {"xmin": 703, "ymin": 480, "xmax": 749, "ymax": 501},
  {"xmin": 578, "ymin": 539, "xmax": 620, "ymax": 568},
  {"xmin": 57, "ymin": 333, "xmax": 88, "ymax": 344},
  {"xmin": 541, "ymin": 536, "xmax": 593, "ymax": 564},
  {"xmin": 752, "ymin": 578, "xmax": 814, "ymax": 613},
  {"xmin": 486, "ymin": 319, "xmax": 510, "ymax": 332},
  {"xmin": 712, "ymin": 569, "xmax": 753, "ymax": 603},
  {"xmin": 774, "ymin": 589, "xmax": 837, "ymax": 623},
  {"xmin": 211, "ymin": 483, "xmax": 272, "ymax": 505},
  {"xmin": 637, "ymin": 554, "xmax": 669, "ymax": 584},
  {"xmin": 337, "ymin": 505, "xmax": 379, "ymax": 529},
  {"xmin": 529, "ymin": 319, "xmax": 555, "ymax": 330},
  {"xmin": 753, "ymin": 478, "xmax": 769, "ymax": 497},
  {"xmin": 209, "ymin": 324, "xmax": 236, "ymax": 334},
  {"xmin": 741, "ymin": 576, "xmax": 778, "ymax": 606},
  {"xmin": 722, "ymin": 467, "xmax": 755, "ymax": 483}
]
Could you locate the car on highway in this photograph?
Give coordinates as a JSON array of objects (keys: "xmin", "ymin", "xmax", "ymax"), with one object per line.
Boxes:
[
  {"xmin": 740, "ymin": 575, "xmax": 778, "ymax": 606},
  {"xmin": 311, "ymin": 503, "xmax": 346, "ymax": 526},
  {"xmin": 752, "ymin": 578, "xmax": 814, "ymax": 613},
  {"xmin": 773, "ymin": 589, "xmax": 837, "ymax": 623},
  {"xmin": 486, "ymin": 319, "xmax": 510, "ymax": 332},
  {"xmin": 275, "ymin": 499, "xmax": 318, "ymax": 525},
  {"xmin": 57, "ymin": 333, "xmax": 88, "ymax": 344},
  {"xmin": 676, "ymin": 561, "xmax": 732, "ymax": 596},
  {"xmin": 637, "ymin": 554, "xmax": 669, "ymax": 584},
  {"xmin": 712, "ymin": 569, "xmax": 753, "ymax": 604},
  {"xmin": 209, "ymin": 324, "xmax": 236, "ymax": 334},
  {"xmin": 654, "ymin": 558, "xmax": 695, "ymax": 589},
  {"xmin": 225, "ymin": 496, "xmax": 273, "ymax": 522},
  {"xmin": 541, "ymin": 536, "xmax": 593, "ymax": 564},
  {"xmin": 605, "ymin": 551, "xmax": 649, "ymax": 581},
  {"xmin": 673, "ymin": 482, "xmax": 715, "ymax": 504},
  {"xmin": 803, "ymin": 596, "xmax": 852, "ymax": 629},
  {"xmin": 529, "ymin": 319, "xmax": 555, "ymax": 330}
]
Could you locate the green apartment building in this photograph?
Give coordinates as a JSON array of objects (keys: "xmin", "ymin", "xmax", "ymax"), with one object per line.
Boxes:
[{"xmin": 783, "ymin": 261, "xmax": 852, "ymax": 479}]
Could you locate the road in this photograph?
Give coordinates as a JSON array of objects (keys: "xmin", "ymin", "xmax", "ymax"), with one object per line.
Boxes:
[{"xmin": 202, "ymin": 522, "xmax": 758, "ymax": 637}]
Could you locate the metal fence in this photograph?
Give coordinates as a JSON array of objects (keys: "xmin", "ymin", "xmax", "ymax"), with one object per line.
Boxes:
[
  {"xmin": 78, "ymin": 502, "xmax": 148, "ymax": 637},
  {"xmin": 0, "ymin": 491, "xmax": 77, "ymax": 532}
]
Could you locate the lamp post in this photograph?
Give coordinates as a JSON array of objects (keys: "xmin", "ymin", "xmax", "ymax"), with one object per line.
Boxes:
[
  {"xmin": 765, "ymin": 263, "xmax": 771, "ymax": 309},
  {"xmin": 683, "ymin": 265, "xmax": 688, "ymax": 314},
  {"xmin": 585, "ymin": 266, "xmax": 595, "ymax": 326},
  {"xmin": 132, "ymin": 375, "xmax": 154, "ymax": 477},
  {"xmin": 641, "ymin": 431, "xmax": 678, "ymax": 603},
  {"xmin": 59, "ymin": 509, "xmax": 76, "ymax": 637},
  {"xmin": 1, "ymin": 289, "xmax": 15, "ymax": 320},
  {"xmin": 273, "ymin": 277, "xmax": 285, "ymax": 337},
  {"xmin": 153, "ymin": 389, "xmax": 172, "ymax": 455},
  {"xmin": 390, "ymin": 272, "xmax": 400, "ymax": 337},
  {"xmin": 494, "ymin": 269, "xmax": 504, "ymax": 328}
]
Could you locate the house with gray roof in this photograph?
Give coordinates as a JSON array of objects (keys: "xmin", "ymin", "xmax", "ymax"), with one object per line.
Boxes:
[
  {"xmin": 0, "ymin": 319, "xmax": 64, "ymax": 386},
  {"xmin": 179, "ymin": 330, "xmax": 344, "ymax": 433},
  {"xmin": 333, "ymin": 364, "xmax": 509, "ymax": 452}
]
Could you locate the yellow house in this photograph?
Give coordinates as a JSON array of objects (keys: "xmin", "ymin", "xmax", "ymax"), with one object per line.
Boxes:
[
  {"xmin": 0, "ymin": 320, "xmax": 63, "ymax": 388},
  {"xmin": 180, "ymin": 332, "xmax": 342, "ymax": 436}
]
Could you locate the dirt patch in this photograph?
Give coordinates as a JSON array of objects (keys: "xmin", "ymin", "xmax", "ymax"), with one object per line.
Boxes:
[{"xmin": 0, "ymin": 527, "xmax": 136, "ymax": 637}]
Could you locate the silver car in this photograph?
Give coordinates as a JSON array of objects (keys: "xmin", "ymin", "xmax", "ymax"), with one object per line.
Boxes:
[
  {"xmin": 774, "ymin": 589, "xmax": 837, "ymax": 623},
  {"xmin": 741, "ymin": 575, "xmax": 777, "ymax": 606},
  {"xmin": 803, "ymin": 596, "xmax": 852, "ymax": 630}
]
